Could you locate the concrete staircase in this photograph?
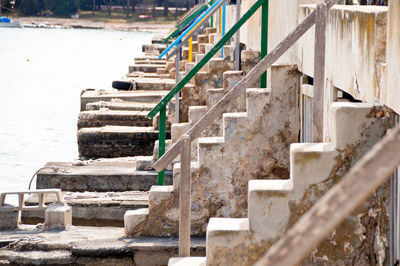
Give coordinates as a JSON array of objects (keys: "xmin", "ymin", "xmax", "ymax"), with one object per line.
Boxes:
[
  {"xmin": 169, "ymin": 102, "xmax": 389, "ymax": 265},
  {"xmin": 124, "ymin": 64, "xmax": 301, "ymax": 237}
]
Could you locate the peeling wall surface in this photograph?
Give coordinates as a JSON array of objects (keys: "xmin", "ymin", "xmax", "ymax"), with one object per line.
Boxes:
[
  {"xmin": 385, "ymin": 0, "xmax": 400, "ymax": 114},
  {"xmin": 298, "ymin": 5, "xmax": 387, "ymax": 103}
]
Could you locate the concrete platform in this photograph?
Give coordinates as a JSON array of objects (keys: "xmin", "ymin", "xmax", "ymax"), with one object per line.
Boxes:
[
  {"xmin": 0, "ymin": 226, "xmax": 205, "ymax": 265},
  {"xmin": 77, "ymin": 126, "xmax": 170, "ymax": 158},
  {"xmin": 85, "ymin": 100, "xmax": 157, "ymax": 112},
  {"xmin": 128, "ymin": 64, "xmax": 166, "ymax": 73},
  {"xmin": 134, "ymin": 77, "xmax": 176, "ymax": 91},
  {"xmin": 78, "ymin": 110, "xmax": 153, "ymax": 129},
  {"xmin": 36, "ymin": 159, "xmax": 173, "ymax": 191},
  {"xmin": 80, "ymin": 90, "xmax": 168, "ymax": 111},
  {"xmin": 21, "ymin": 191, "xmax": 149, "ymax": 227}
]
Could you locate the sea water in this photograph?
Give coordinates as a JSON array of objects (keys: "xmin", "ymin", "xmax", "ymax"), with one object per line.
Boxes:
[{"xmin": 0, "ymin": 27, "xmax": 154, "ymax": 198}]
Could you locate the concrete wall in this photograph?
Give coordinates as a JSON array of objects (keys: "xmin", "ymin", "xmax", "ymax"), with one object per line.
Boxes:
[
  {"xmin": 385, "ymin": 0, "xmax": 400, "ymax": 114},
  {"xmin": 298, "ymin": 5, "xmax": 387, "ymax": 103}
]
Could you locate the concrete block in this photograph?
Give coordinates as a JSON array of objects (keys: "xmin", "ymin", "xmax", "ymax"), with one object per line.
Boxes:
[
  {"xmin": 0, "ymin": 209, "xmax": 20, "ymax": 230},
  {"xmin": 45, "ymin": 203, "xmax": 72, "ymax": 230},
  {"xmin": 124, "ymin": 208, "xmax": 148, "ymax": 237}
]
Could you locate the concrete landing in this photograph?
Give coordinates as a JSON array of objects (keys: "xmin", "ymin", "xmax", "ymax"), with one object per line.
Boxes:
[
  {"xmin": 22, "ymin": 191, "xmax": 149, "ymax": 227},
  {"xmin": 0, "ymin": 226, "xmax": 205, "ymax": 265},
  {"xmin": 77, "ymin": 126, "xmax": 170, "ymax": 158},
  {"xmin": 85, "ymin": 100, "xmax": 157, "ymax": 112},
  {"xmin": 80, "ymin": 90, "xmax": 168, "ymax": 111},
  {"xmin": 78, "ymin": 110, "xmax": 153, "ymax": 128},
  {"xmin": 36, "ymin": 159, "xmax": 173, "ymax": 191}
]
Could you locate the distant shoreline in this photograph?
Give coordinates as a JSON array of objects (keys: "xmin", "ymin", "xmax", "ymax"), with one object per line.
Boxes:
[{"xmin": 15, "ymin": 17, "xmax": 173, "ymax": 33}]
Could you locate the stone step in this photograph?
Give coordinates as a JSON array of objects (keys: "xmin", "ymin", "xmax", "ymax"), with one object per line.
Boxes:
[
  {"xmin": 205, "ymin": 27, "xmax": 217, "ymax": 35},
  {"xmin": 78, "ymin": 110, "xmax": 152, "ymax": 129},
  {"xmin": 0, "ymin": 226, "xmax": 205, "ymax": 266},
  {"xmin": 36, "ymin": 159, "xmax": 173, "ymax": 192},
  {"xmin": 78, "ymin": 126, "xmax": 170, "ymax": 158},
  {"xmin": 134, "ymin": 77, "xmax": 176, "ymax": 91},
  {"xmin": 80, "ymin": 90, "xmax": 168, "ymax": 111},
  {"xmin": 206, "ymin": 218, "xmax": 249, "ymax": 266},
  {"xmin": 197, "ymin": 34, "xmax": 209, "ymax": 44},
  {"xmin": 169, "ymin": 257, "xmax": 206, "ymax": 266},
  {"xmin": 21, "ymin": 191, "xmax": 149, "ymax": 227},
  {"xmin": 85, "ymin": 100, "xmax": 157, "ymax": 112},
  {"xmin": 128, "ymin": 64, "xmax": 166, "ymax": 73}
]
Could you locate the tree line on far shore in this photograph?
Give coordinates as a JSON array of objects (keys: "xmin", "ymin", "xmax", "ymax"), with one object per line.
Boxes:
[{"xmin": 0, "ymin": 0, "xmax": 198, "ymax": 18}]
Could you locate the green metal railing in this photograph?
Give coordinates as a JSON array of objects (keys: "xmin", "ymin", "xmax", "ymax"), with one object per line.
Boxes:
[{"xmin": 150, "ymin": 0, "xmax": 269, "ymax": 184}]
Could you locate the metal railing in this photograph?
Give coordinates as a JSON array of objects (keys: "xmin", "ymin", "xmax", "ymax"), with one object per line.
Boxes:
[
  {"xmin": 150, "ymin": 0, "xmax": 269, "ymax": 186},
  {"xmin": 152, "ymin": 0, "xmax": 337, "ymax": 256},
  {"xmin": 162, "ymin": 1, "xmax": 210, "ymax": 44},
  {"xmin": 159, "ymin": 0, "xmax": 224, "ymax": 59}
]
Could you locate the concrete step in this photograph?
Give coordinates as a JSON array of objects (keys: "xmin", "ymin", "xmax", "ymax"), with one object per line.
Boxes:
[
  {"xmin": 246, "ymin": 88, "xmax": 271, "ymax": 123},
  {"xmin": 197, "ymin": 34, "xmax": 209, "ymax": 44},
  {"xmin": 85, "ymin": 100, "xmax": 157, "ymax": 112},
  {"xmin": 80, "ymin": 90, "xmax": 168, "ymax": 111},
  {"xmin": 36, "ymin": 159, "xmax": 173, "ymax": 192},
  {"xmin": 169, "ymin": 257, "xmax": 206, "ymax": 266},
  {"xmin": 205, "ymin": 27, "xmax": 217, "ymax": 35},
  {"xmin": 21, "ymin": 191, "xmax": 149, "ymax": 227},
  {"xmin": 222, "ymin": 113, "xmax": 249, "ymax": 141},
  {"xmin": 206, "ymin": 218, "xmax": 249, "ymax": 266},
  {"xmin": 128, "ymin": 64, "xmax": 166, "ymax": 73},
  {"xmin": 78, "ymin": 126, "xmax": 170, "ymax": 158},
  {"xmin": 78, "ymin": 110, "xmax": 152, "ymax": 129},
  {"xmin": 0, "ymin": 226, "xmax": 205, "ymax": 266},
  {"xmin": 134, "ymin": 77, "xmax": 176, "ymax": 91}
]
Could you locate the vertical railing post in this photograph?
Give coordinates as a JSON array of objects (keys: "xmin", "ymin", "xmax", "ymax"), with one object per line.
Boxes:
[
  {"xmin": 179, "ymin": 134, "xmax": 191, "ymax": 257},
  {"xmin": 221, "ymin": 1, "xmax": 226, "ymax": 58},
  {"xmin": 189, "ymin": 37, "xmax": 193, "ymax": 63},
  {"xmin": 235, "ymin": 0, "xmax": 241, "ymax": 70},
  {"xmin": 175, "ymin": 47, "xmax": 181, "ymax": 123},
  {"xmin": 260, "ymin": 0, "xmax": 269, "ymax": 88},
  {"xmin": 210, "ymin": 0, "xmax": 214, "ymax": 27},
  {"xmin": 157, "ymin": 107, "xmax": 166, "ymax": 185},
  {"xmin": 312, "ymin": 2, "xmax": 327, "ymax": 142}
]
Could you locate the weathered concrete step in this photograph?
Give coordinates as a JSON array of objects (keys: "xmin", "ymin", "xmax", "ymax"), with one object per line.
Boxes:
[
  {"xmin": 128, "ymin": 64, "xmax": 166, "ymax": 73},
  {"xmin": 134, "ymin": 77, "xmax": 176, "ymax": 91},
  {"xmin": 36, "ymin": 159, "xmax": 173, "ymax": 192},
  {"xmin": 169, "ymin": 257, "xmax": 206, "ymax": 266},
  {"xmin": 206, "ymin": 218, "xmax": 250, "ymax": 266},
  {"xmin": 21, "ymin": 191, "xmax": 149, "ymax": 227},
  {"xmin": 78, "ymin": 110, "xmax": 152, "ymax": 129},
  {"xmin": 80, "ymin": 90, "xmax": 168, "ymax": 111},
  {"xmin": 85, "ymin": 100, "xmax": 157, "ymax": 112},
  {"xmin": 78, "ymin": 126, "xmax": 170, "ymax": 158},
  {"xmin": 125, "ymin": 71, "xmax": 161, "ymax": 79},
  {"xmin": 0, "ymin": 226, "xmax": 205, "ymax": 266}
]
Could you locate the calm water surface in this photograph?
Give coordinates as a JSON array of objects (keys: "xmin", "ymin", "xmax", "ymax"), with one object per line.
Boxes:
[{"xmin": 0, "ymin": 27, "xmax": 154, "ymax": 195}]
